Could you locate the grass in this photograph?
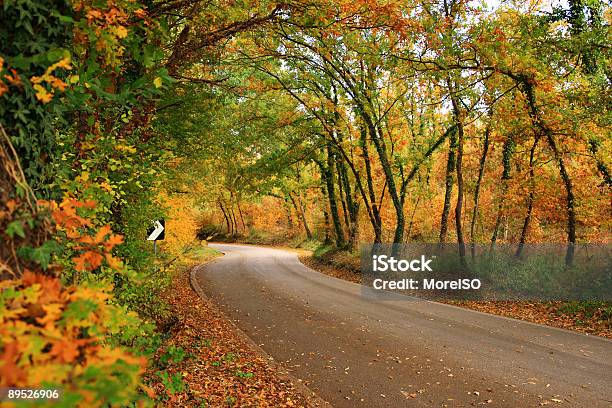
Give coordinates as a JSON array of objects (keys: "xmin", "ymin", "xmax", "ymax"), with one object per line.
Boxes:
[
  {"xmin": 301, "ymin": 244, "xmax": 611, "ymax": 338},
  {"xmin": 183, "ymin": 245, "xmax": 221, "ymax": 262}
]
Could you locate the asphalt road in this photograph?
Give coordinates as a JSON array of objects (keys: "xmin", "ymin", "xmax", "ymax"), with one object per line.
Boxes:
[{"xmin": 193, "ymin": 244, "xmax": 612, "ymax": 407}]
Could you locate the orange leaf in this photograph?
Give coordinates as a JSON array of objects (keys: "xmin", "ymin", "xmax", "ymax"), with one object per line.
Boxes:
[
  {"xmin": 94, "ymin": 225, "xmax": 112, "ymax": 243},
  {"xmin": 73, "ymin": 251, "xmax": 104, "ymax": 272},
  {"xmin": 0, "ymin": 342, "xmax": 27, "ymax": 386},
  {"xmin": 104, "ymin": 233, "xmax": 124, "ymax": 250},
  {"xmin": 50, "ymin": 339, "xmax": 80, "ymax": 363},
  {"xmin": 105, "ymin": 253, "xmax": 122, "ymax": 270}
]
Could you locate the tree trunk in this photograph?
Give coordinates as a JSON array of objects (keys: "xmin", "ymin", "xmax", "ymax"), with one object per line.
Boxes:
[
  {"xmin": 439, "ymin": 132, "xmax": 457, "ymax": 244},
  {"xmin": 358, "ymin": 108, "xmax": 404, "ymax": 243},
  {"xmin": 337, "ymin": 167, "xmax": 350, "ymax": 232},
  {"xmin": 289, "ymin": 192, "xmax": 313, "ymax": 240},
  {"xmin": 237, "ymin": 200, "xmax": 247, "ymax": 231},
  {"xmin": 520, "ymin": 78, "xmax": 577, "ymax": 265},
  {"xmin": 360, "ymin": 126, "xmax": 382, "ymax": 243},
  {"xmin": 372, "ymin": 124, "xmax": 404, "ymax": 244},
  {"xmin": 229, "ymin": 205, "xmax": 238, "ymax": 236},
  {"xmin": 338, "ymin": 157, "xmax": 358, "ymax": 249},
  {"xmin": 218, "ymin": 199, "xmax": 231, "ymax": 235},
  {"xmin": 454, "ymin": 129, "xmax": 466, "ymax": 266},
  {"xmin": 299, "ymin": 193, "xmax": 314, "ymax": 240},
  {"xmin": 491, "ymin": 137, "xmax": 514, "ymax": 246},
  {"xmin": 284, "ymin": 197, "xmax": 294, "ymax": 229},
  {"xmin": 407, "ymin": 193, "xmax": 421, "ymax": 239},
  {"xmin": 320, "ymin": 184, "xmax": 332, "ymax": 245},
  {"xmin": 470, "ymin": 124, "xmax": 490, "ymax": 258},
  {"xmin": 348, "ymin": 182, "xmax": 360, "ymax": 249},
  {"xmin": 450, "ymin": 85, "xmax": 467, "ymax": 268},
  {"xmin": 547, "ymin": 134, "xmax": 577, "ymax": 266},
  {"xmin": 229, "ymin": 191, "xmax": 239, "ymax": 236},
  {"xmin": 516, "ymin": 136, "xmax": 540, "ymax": 258},
  {"xmin": 323, "ymin": 143, "xmax": 345, "ymax": 247}
]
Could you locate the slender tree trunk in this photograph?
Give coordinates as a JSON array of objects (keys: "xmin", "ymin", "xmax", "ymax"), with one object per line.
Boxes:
[
  {"xmin": 450, "ymin": 85, "xmax": 467, "ymax": 268},
  {"xmin": 358, "ymin": 108, "xmax": 404, "ymax": 243},
  {"xmin": 237, "ymin": 200, "xmax": 247, "ymax": 231},
  {"xmin": 218, "ymin": 199, "xmax": 231, "ymax": 235},
  {"xmin": 470, "ymin": 125, "xmax": 490, "ymax": 258},
  {"xmin": 289, "ymin": 192, "xmax": 313, "ymax": 240},
  {"xmin": 298, "ymin": 193, "xmax": 313, "ymax": 240},
  {"xmin": 284, "ymin": 197, "xmax": 293, "ymax": 230},
  {"xmin": 548, "ymin": 134, "xmax": 577, "ymax": 266},
  {"xmin": 348, "ymin": 182, "xmax": 360, "ymax": 249},
  {"xmin": 231, "ymin": 206, "xmax": 239, "ymax": 236},
  {"xmin": 320, "ymin": 184, "xmax": 332, "ymax": 245},
  {"xmin": 454, "ymin": 134, "xmax": 466, "ymax": 265},
  {"xmin": 373, "ymin": 124, "xmax": 405, "ymax": 244},
  {"xmin": 337, "ymin": 168, "xmax": 350, "ymax": 232},
  {"xmin": 407, "ymin": 194, "xmax": 421, "ymax": 239},
  {"xmin": 323, "ymin": 143, "xmax": 345, "ymax": 247},
  {"xmin": 228, "ymin": 191, "xmax": 239, "ymax": 236},
  {"xmin": 320, "ymin": 129, "xmax": 377, "ymax": 245},
  {"xmin": 516, "ymin": 136, "xmax": 540, "ymax": 258},
  {"xmin": 491, "ymin": 137, "xmax": 514, "ymax": 246},
  {"xmin": 520, "ymin": 79, "xmax": 577, "ymax": 265},
  {"xmin": 439, "ymin": 132, "xmax": 457, "ymax": 244},
  {"xmin": 360, "ymin": 126, "xmax": 382, "ymax": 243},
  {"xmin": 338, "ymin": 158, "xmax": 358, "ymax": 249},
  {"xmin": 406, "ymin": 164, "xmax": 432, "ymax": 241}
]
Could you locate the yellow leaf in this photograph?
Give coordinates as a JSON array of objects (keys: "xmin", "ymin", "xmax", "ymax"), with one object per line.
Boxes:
[
  {"xmin": 38, "ymin": 303, "xmax": 64, "ymax": 326},
  {"xmin": 33, "ymin": 84, "xmax": 53, "ymax": 103},
  {"xmin": 114, "ymin": 25, "xmax": 128, "ymax": 39},
  {"xmin": 69, "ymin": 75, "xmax": 80, "ymax": 84},
  {"xmin": 50, "ymin": 57, "xmax": 72, "ymax": 71},
  {"xmin": 153, "ymin": 77, "xmax": 162, "ymax": 88}
]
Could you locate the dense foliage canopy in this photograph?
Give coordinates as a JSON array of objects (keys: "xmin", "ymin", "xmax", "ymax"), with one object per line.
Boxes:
[{"xmin": 0, "ymin": 0, "xmax": 610, "ymax": 405}]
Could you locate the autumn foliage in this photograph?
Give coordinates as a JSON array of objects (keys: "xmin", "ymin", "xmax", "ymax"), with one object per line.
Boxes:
[
  {"xmin": 1, "ymin": 0, "xmax": 165, "ymax": 404},
  {"xmin": 0, "ymin": 271, "xmax": 146, "ymax": 406},
  {"xmin": 1, "ymin": 0, "xmax": 611, "ymax": 405}
]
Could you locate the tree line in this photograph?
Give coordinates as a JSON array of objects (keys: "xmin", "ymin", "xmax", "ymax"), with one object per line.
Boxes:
[
  {"xmin": 161, "ymin": 1, "xmax": 610, "ymax": 266},
  {"xmin": 1, "ymin": 0, "xmax": 609, "ymax": 401}
]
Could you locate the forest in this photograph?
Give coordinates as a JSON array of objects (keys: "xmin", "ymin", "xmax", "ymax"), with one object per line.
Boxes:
[
  {"xmin": 172, "ymin": 1, "xmax": 610, "ymax": 261},
  {"xmin": 0, "ymin": 0, "xmax": 610, "ymax": 406}
]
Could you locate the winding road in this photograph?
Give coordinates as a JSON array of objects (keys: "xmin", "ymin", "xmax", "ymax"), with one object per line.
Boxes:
[{"xmin": 192, "ymin": 244, "xmax": 612, "ymax": 407}]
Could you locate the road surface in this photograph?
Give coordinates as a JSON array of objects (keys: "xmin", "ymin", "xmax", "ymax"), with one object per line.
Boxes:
[{"xmin": 193, "ymin": 244, "xmax": 612, "ymax": 407}]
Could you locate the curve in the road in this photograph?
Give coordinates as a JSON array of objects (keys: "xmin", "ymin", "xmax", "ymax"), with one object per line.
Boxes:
[{"xmin": 193, "ymin": 244, "xmax": 612, "ymax": 408}]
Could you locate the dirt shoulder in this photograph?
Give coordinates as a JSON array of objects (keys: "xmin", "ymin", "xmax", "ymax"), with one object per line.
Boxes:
[
  {"xmin": 298, "ymin": 252, "xmax": 612, "ymax": 339},
  {"xmin": 152, "ymin": 248, "xmax": 323, "ymax": 407}
]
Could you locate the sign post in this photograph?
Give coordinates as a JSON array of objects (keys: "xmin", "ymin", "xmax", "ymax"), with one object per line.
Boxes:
[{"xmin": 147, "ymin": 219, "xmax": 165, "ymax": 258}]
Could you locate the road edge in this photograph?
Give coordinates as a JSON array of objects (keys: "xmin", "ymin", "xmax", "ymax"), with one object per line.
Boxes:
[
  {"xmin": 190, "ymin": 261, "xmax": 331, "ymax": 408},
  {"xmin": 297, "ymin": 252, "xmax": 612, "ymax": 341}
]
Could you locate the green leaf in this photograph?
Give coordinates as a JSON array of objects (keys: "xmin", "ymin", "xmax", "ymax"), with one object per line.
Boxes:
[
  {"xmin": 6, "ymin": 220, "xmax": 25, "ymax": 239},
  {"xmin": 62, "ymin": 299, "xmax": 99, "ymax": 324},
  {"xmin": 46, "ymin": 48, "xmax": 69, "ymax": 63},
  {"xmin": 31, "ymin": 240, "xmax": 62, "ymax": 269},
  {"xmin": 51, "ymin": 10, "xmax": 75, "ymax": 24}
]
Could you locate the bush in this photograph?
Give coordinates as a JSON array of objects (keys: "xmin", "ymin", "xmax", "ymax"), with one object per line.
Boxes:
[{"xmin": 0, "ymin": 272, "xmax": 151, "ymax": 407}]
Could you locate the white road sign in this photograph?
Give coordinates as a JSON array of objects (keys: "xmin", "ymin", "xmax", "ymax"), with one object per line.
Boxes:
[{"xmin": 147, "ymin": 220, "xmax": 165, "ymax": 241}]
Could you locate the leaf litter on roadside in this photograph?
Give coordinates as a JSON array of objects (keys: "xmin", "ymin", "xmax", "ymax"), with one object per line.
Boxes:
[{"xmin": 148, "ymin": 266, "xmax": 313, "ymax": 407}]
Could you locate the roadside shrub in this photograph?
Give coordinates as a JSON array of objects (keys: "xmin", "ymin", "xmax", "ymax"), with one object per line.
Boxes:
[{"xmin": 0, "ymin": 272, "xmax": 149, "ymax": 407}]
